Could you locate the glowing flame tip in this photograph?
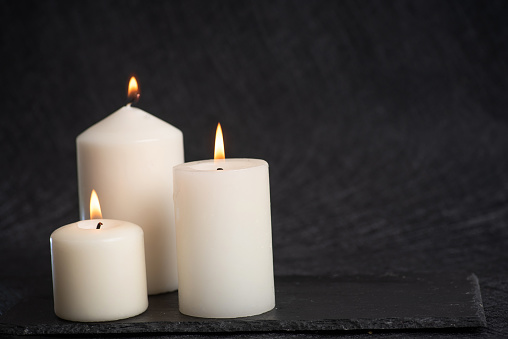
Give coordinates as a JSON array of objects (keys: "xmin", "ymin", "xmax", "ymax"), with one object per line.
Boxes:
[
  {"xmin": 90, "ymin": 189, "xmax": 102, "ymax": 219},
  {"xmin": 214, "ymin": 123, "xmax": 225, "ymax": 160},
  {"xmin": 127, "ymin": 76, "xmax": 140, "ymax": 105}
]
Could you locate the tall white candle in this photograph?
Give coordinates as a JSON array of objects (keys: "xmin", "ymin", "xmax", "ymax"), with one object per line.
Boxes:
[
  {"xmin": 76, "ymin": 78, "xmax": 184, "ymax": 294},
  {"xmin": 51, "ymin": 190, "xmax": 148, "ymax": 322},
  {"xmin": 174, "ymin": 156, "xmax": 275, "ymax": 317}
]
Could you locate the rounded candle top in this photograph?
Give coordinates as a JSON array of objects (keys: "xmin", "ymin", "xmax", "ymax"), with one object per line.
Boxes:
[
  {"xmin": 174, "ymin": 158, "xmax": 268, "ymax": 173},
  {"xmin": 50, "ymin": 219, "xmax": 144, "ymax": 243},
  {"xmin": 77, "ymin": 106, "xmax": 182, "ymax": 145}
]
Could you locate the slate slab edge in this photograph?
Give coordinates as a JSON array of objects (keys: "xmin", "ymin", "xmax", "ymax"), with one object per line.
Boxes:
[
  {"xmin": 0, "ymin": 274, "xmax": 487, "ymax": 335},
  {"xmin": 468, "ymin": 273, "xmax": 487, "ymax": 327}
]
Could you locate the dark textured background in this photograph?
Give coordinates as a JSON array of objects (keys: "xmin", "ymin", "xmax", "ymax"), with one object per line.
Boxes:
[{"xmin": 1, "ymin": 0, "xmax": 507, "ymax": 337}]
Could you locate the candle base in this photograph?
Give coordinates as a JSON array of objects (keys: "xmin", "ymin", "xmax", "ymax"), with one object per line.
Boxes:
[
  {"xmin": 178, "ymin": 302, "xmax": 275, "ymax": 319},
  {"xmin": 55, "ymin": 303, "xmax": 148, "ymax": 323}
]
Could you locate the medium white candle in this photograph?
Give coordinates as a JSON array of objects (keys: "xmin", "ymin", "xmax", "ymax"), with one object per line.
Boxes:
[
  {"xmin": 76, "ymin": 78, "xmax": 184, "ymax": 295},
  {"xmin": 50, "ymin": 191, "xmax": 148, "ymax": 322},
  {"xmin": 173, "ymin": 124, "xmax": 275, "ymax": 318}
]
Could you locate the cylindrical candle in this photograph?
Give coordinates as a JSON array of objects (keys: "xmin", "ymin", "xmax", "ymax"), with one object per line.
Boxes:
[
  {"xmin": 77, "ymin": 105, "xmax": 184, "ymax": 294},
  {"xmin": 173, "ymin": 158, "xmax": 275, "ymax": 318},
  {"xmin": 50, "ymin": 219, "xmax": 148, "ymax": 322}
]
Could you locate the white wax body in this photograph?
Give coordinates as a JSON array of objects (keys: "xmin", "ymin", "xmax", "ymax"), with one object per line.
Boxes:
[
  {"xmin": 50, "ymin": 219, "xmax": 148, "ymax": 322},
  {"xmin": 77, "ymin": 106, "xmax": 184, "ymax": 294},
  {"xmin": 173, "ymin": 158, "xmax": 275, "ymax": 318}
]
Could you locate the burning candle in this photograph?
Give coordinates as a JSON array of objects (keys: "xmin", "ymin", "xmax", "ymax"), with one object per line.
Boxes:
[
  {"xmin": 173, "ymin": 123, "xmax": 275, "ymax": 318},
  {"xmin": 76, "ymin": 77, "xmax": 184, "ymax": 294},
  {"xmin": 50, "ymin": 190, "xmax": 148, "ymax": 322}
]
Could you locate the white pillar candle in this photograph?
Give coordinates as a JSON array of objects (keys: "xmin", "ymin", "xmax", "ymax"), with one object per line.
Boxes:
[
  {"xmin": 76, "ymin": 78, "xmax": 184, "ymax": 294},
  {"xmin": 50, "ymin": 218, "xmax": 148, "ymax": 322},
  {"xmin": 173, "ymin": 158, "xmax": 275, "ymax": 318}
]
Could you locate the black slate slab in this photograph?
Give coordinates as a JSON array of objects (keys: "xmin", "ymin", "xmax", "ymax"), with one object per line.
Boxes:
[{"xmin": 0, "ymin": 274, "xmax": 486, "ymax": 335}]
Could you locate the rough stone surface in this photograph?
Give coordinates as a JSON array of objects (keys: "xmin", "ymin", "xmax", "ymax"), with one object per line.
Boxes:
[{"xmin": 0, "ymin": 274, "xmax": 485, "ymax": 335}]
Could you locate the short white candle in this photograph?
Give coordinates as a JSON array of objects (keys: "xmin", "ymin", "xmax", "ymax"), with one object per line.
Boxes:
[
  {"xmin": 173, "ymin": 124, "xmax": 275, "ymax": 318},
  {"xmin": 50, "ymin": 191, "xmax": 148, "ymax": 322},
  {"xmin": 51, "ymin": 220, "xmax": 148, "ymax": 322},
  {"xmin": 76, "ymin": 78, "xmax": 184, "ymax": 295}
]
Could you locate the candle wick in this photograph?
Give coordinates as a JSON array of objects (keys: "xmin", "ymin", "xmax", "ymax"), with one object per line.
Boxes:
[
  {"xmin": 217, "ymin": 168, "xmax": 223, "ymax": 171},
  {"xmin": 127, "ymin": 92, "xmax": 140, "ymax": 106},
  {"xmin": 96, "ymin": 222, "xmax": 103, "ymax": 229}
]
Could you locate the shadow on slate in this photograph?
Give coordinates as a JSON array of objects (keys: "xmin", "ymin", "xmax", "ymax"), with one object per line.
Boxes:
[{"xmin": 0, "ymin": 274, "xmax": 486, "ymax": 336}]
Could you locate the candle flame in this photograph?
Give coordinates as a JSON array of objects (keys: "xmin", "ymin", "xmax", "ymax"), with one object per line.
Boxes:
[
  {"xmin": 127, "ymin": 76, "xmax": 140, "ymax": 105},
  {"xmin": 214, "ymin": 123, "xmax": 225, "ymax": 160},
  {"xmin": 90, "ymin": 189, "xmax": 103, "ymax": 219}
]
